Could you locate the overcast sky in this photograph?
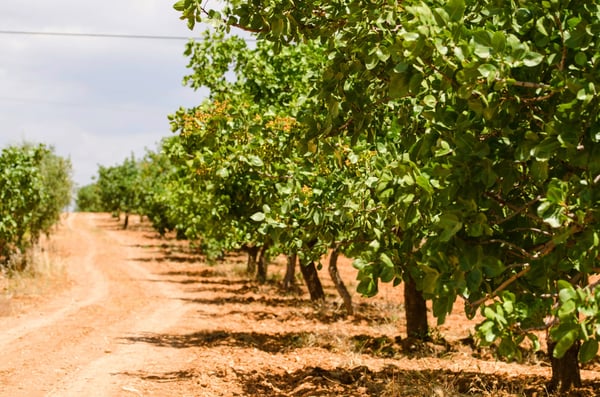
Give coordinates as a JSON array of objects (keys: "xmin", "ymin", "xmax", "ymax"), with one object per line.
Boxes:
[{"xmin": 0, "ymin": 0, "xmax": 214, "ymax": 187}]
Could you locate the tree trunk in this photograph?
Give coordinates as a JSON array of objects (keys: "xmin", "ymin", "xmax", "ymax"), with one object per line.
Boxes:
[
  {"xmin": 283, "ymin": 253, "xmax": 297, "ymax": 290},
  {"xmin": 246, "ymin": 246, "xmax": 259, "ymax": 276},
  {"xmin": 299, "ymin": 260, "xmax": 325, "ymax": 301},
  {"xmin": 548, "ymin": 340, "xmax": 582, "ymax": 393},
  {"xmin": 404, "ymin": 274, "xmax": 429, "ymax": 339},
  {"xmin": 328, "ymin": 248, "xmax": 353, "ymax": 315},
  {"xmin": 123, "ymin": 213, "xmax": 129, "ymax": 230},
  {"xmin": 256, "ymin": 245, "xmax": 268, "ymax": 284}
]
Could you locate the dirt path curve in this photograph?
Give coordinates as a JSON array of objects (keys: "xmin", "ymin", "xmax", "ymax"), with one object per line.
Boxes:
[
  {"xmin": 4, "ymin": 213, "xmax": 600, "ymax": 396},
  {"xmin": 0, "ymin": 213, "xmax": 190, "ymax": 397}
]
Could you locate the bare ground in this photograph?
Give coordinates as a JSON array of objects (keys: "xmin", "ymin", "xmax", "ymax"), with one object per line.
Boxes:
[{"xmin": 1, "ymin": 212, "xmax": 599, "ymax": 397}]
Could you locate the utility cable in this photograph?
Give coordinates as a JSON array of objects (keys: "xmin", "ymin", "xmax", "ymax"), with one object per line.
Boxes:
[{"xmin": 0, "ymin": 30, "xmax": 196, "ymax": 41}]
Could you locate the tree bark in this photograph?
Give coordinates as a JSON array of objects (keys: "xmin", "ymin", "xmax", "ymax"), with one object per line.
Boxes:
[
  {"xmin": 548, "ymin": 340, "xmax": 582, "ymax": 393},
  {"xmin": 123, "ymin": 213, "xmax": 129, "ymax": 230},
  {"xmin": 328, "ymin": 248, "xmax": 353, "ymax": 315},
  {"xmin": 283, "ymin": 253, "xmax": 297, "ymax": 290},
  {"xmin": 256, "ymin": 245, "xmax": 268, "ymax": 284},
  {"xmin": 404, "ymin": 274, "xmax": 429, "ymax": 339},
  {"xmin": 299, "ymin": 260, "xmax": 325, "ymax": 301},
  {"xmin": 246, "ymin": 246, "xmax": 259, "ymax": 276}
]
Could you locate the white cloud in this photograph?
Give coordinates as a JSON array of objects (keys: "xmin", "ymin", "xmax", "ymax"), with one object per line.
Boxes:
[{"xmin": 0, "ymin": 0, "xmax": 211, "ymax": 186}]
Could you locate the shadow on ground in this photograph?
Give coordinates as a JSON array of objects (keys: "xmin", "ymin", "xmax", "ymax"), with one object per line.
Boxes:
[
  {"xmin": 120, "ymin": 330, "xmax": 324, "ymax": 353},
  {"xmin": 115, "ymin": 364, "xmax": 600, "ymax": 396},
  {"xmin": 235, "ymin": 365, "xmax": 600, "ymax": 397}
]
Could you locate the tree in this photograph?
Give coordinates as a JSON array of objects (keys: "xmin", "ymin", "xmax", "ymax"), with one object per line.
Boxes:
[
  {"xmin": 137, "ymin": 143, "xmax": 180, "ymax": 236},
  {"xmin": 176, "ymin": 0, "xmax": 600, "ymax": 391},
  {"xmin": 0, "ymin": 143, "xmax": 72, "ymax": 269},
  {"xmin": 30, "ymin": 147, "xmax": 73, "ymax": 241},
  {"xmin": 96, "ymin": 155, "xmax": 141, "ymax": 229},
  {"xmin": 76, "ymin": 183, "xmax": 103, "ymax": 212},
  {"xmin": 168, "ymin": 32, "xmax": 328, "ymax": 285}
]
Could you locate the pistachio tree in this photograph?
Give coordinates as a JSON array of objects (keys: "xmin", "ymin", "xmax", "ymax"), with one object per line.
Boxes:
[
  {"xmin": 167, "ymin": 32, "xmax": 327, "ymax": 284},
  {"xmin": 0, "ymin": 144, "xmax": 72, "ymax": 269},
  {"xmin": 96, "ymin": 155, "xmax": 141, "ymax": 229},
  {"xmin": 175, "ymin": 0, "xmax": 600, "ymax": 391}
]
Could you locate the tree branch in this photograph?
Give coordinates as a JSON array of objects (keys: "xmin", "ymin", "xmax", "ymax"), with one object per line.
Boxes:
[
  {"xmin": 508, "ymin": 227, "xmax": 552, "ymax": 237},
  {"xmin": 485, "ymin": 192, "xmax": 542, "ymax": 225},
  {"xmin": 485, "ymin": 239, "xmax": 533, "ymax": 259},
  {"xmin": 469, "ymin": 264, "xmax": 531, "ymax": 308},
  {"xmin": 553, "ymin": 13, "xmax": 567, "ymax": 72}
]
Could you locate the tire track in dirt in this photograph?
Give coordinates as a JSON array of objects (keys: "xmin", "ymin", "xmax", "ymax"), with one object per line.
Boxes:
[
  {"xmin": 0, "ymin": 214, "xmax": 108, "ymax": 351},
  {"xmin": 46, "ymin": 217, "xmax": 192, "ymax": 397},
  {"xmin": 0, "ymin": 213, "xmax": 191, "ymax": 397}
]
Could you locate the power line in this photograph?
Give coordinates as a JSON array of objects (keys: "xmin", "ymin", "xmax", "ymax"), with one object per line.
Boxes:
[{"xmin": 0, "ymin": 30, "xmax": 197, "ymax": 41}]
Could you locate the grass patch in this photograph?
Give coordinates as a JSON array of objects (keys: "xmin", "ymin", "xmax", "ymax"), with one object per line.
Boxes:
[{"xmin": 1, "ymin": 243, "xmax": 66, "ymax": 309}]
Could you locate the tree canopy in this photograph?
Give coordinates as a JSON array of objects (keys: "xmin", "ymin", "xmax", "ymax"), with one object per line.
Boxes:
[
  {"xmin": 170, "ymin": 0, "xmax": 600, "ymax": 391},
  {"xmin": 0, "ymin": 143, "xmax": 73, "ymax": 269}
]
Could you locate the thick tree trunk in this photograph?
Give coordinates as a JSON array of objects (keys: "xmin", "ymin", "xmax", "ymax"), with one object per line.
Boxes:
[
  {"xmin": 299, "ymin": 260, "xmax": 325, "ymax": 302},
  {"xmin": 283, "ymin": 253, "xmax": 297, "ymax": 290},
  {"xmin": 256, "ymin": 245, "xmax": 268, "ymax": 284},
  {"xmin": 548, "ymin": 340, "xmax": 582, "ymax": 393},
  {"xmin": 246, "ymin": 246, "xmax": 259, "ymax": 276},
  {"xmin": 404, "ymin": 274, "xmax": 429, "ymax": 339},
  {"xmin": 328, "ymin": 248, "xmax": 353, "ymax": 315}
]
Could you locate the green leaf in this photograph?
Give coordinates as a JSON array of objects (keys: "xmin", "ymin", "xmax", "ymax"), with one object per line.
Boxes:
[
  {"xmin": 558, "ymin": 280, "xmax": 576, "ymax": 302},
  {"xmin": 445, "ymin": 0, "xmax": 466, "ymax": 22},
  {"xmin": 478, "ymin": 63, "xmax": 498, "ymax": 79},
  {"xmin": 437, "ymin": 213, "xmax": 463, "ymax": 241},
  {"xmin": 173, "ymin": 0, "xmax": 187, "ymax": 11},
  {"xmin": 389, "ymin": 73, "xmax": 408, "ymax": 98},
  {"xmin": 575, "ymin": 52, "xmax": 587, "ymax": 66},
  {"xmin": 530, "ymin": 160, "xmax": 548, "ymax": 182},
  {"xmin": 531, "ymin": 138, "xmax": 560, "ymax": 160},
  {"xmin": 553, "ymin": 328, "xmax": 579, "ymax": 358},
  {"xmin": 415, "ymin": 174, "xmax": 434, "ymax": 194},
  {"xmin": 375, "ymin": 46, "xmax": 390, "ymax": 62},
  {"xmin": 247, "ymin": 155, "xmax": 264, "ymax": 168},
  {"xmin": 491, "ymin": 31, "xmax": 506, "ymax": 53},
  {"xmin": 423, "ymin": 94, "xmax": 437, "ymax": 108},
  {"xmin": 579, "ymin": 339, "xmax": 599, "ymax": 363},
  {"xmin": 380, "ymin": 266, "xmax": 395, "ymax": 283},
  {"xmin": 523, "ymin": 51, "xmax": 544, "ymax": 67},
  {"xmin": 216, "ymin": 167, "xmax": 229, "ymax": 178},
  {"xmin": 357, "ymin": 277, "xmax": 378, "ymax": 297},
  {"xmin": 250, "ymin": 212, "xmax": 265, "ymax": 222},
  {"xmin": 558, "ymin": 300, "xmax": 577, "ymax": 320},
  {"xmin": 482, "ymin": 257, "xmax": 505, "ymax": 277},
  {"xmin": 312, "ymin": 209, "xmax": 321, "ymax": 225},
  {"xmin": 474, "ymin": 44, "xmax": 491, "ymax": 59},
  {"xmin": 483, "ymin": 306, "xmax": 496, "ymax": 320},
  {"xmin": 380, "ymin": 252, "xmax": 394, "ymax": 268},
  {"xmin": 420, "ymin": 265, "xmax": 440, "ymax": 295},
  {"xmin": 477, "ymin": 320, "xmax": 497, "ymax": 344}
]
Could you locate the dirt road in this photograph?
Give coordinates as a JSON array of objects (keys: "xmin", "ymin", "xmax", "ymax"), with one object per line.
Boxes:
[
  {"xmin": 0, "ymin": 213, "xmax": 192, "ymax": 396},
  {"xmin": 1, "ymin": 213, "xmax": 599, "ymax": 396}
]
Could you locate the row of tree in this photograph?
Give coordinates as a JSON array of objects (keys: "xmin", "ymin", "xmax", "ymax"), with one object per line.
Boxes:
[
  {"xmin": 79, "ymin": 0, "xmax": 600, "ymax": 391},
  {"xmin": 0, "ymin": 143, "xmax": 73, "ymax": 270}
]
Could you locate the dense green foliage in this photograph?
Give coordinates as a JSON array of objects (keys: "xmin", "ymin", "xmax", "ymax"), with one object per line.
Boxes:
[
  {"xmin": 96, "ymin": 155, "xmax": 141, "ymax": 220},
  {"xmin": 72, "ymin": 0, "xmax": 600, "ymax": 390},
  {"xmin": 78, "ymin": 155, "xmax": 155, "ymax": 229},
  {"xmin": 0, "ymin": 144, "xmax": 73, "ymax": 268},
  {"xmin": 75, "ymin": 183, "xmax": 103, "ymax": 212},
  {"xmin": 168, "ymin": 0, "xmax": 600, "ymax": 389}
]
